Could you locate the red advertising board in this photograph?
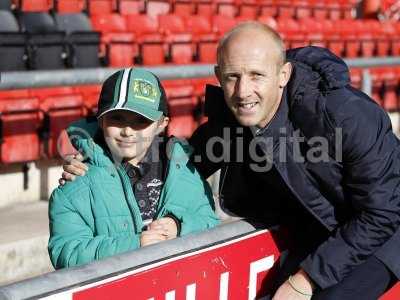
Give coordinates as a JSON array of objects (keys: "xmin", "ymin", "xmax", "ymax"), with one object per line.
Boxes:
[{"xmin": 43, "ymin": 230, "xmax": 400, "ymax": 300}]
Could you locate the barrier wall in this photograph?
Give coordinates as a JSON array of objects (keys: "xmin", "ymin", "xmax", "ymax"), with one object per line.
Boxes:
[{"xmin": 0, "ymin": 220, "xmax": 399, "ymax": 300}]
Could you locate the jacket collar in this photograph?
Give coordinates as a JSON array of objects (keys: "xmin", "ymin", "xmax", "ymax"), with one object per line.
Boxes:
[{"xmin": 252, "ymin": 88, "xmax": 289, "ymax": 142}]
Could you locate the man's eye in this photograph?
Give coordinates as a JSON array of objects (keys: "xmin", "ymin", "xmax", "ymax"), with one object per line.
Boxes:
[{"xmin": 225, "ymin": 74, "xmax": 237, "ymax": 81}]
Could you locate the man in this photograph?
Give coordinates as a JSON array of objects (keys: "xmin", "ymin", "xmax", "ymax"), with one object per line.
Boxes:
[{"xmin": 62, "ymin": 22, "xmax": 399, "ymax": 299}]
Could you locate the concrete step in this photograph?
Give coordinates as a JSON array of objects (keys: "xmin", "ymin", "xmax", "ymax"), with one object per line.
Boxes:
[{"xmin": 0, "ymin": 201, "xmax": 53, "ymax": 286}]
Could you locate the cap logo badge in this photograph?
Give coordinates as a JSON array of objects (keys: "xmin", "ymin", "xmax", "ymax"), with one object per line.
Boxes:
[{"xmin": 132, "ymin": 80, "xmax": 157, "ymax": 103}]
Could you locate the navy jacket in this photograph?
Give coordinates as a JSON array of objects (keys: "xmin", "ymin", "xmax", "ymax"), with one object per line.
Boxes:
[{"xmin": 189, "ymin": 47, "xmax": 400, "ymax": 289}]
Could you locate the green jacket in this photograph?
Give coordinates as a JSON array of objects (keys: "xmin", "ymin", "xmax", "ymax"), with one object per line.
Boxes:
[{"xmin": 48, "ymin": 120, "xmax": 220, "ymax": 269}]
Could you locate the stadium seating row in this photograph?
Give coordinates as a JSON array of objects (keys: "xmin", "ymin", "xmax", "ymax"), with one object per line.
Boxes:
[
  {"xmin": 0, "ymin": 68, "xmax": 399, "ymax": 165},
  {"xmin": 0, "ymin": 77, "xmax": 217, "ymax": 164},
  {"xmin": 0, "ymin": 9, "xmax": 101, "ymax": 71},
  {"xmin": 1, "ymin": 7, "xmax": 399, "ymax": 71},
  {"xmin": 5, "ymin": 0, "xmax": 359, "ymax": 20}
]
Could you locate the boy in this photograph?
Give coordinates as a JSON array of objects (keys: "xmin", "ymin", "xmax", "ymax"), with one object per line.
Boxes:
[{"xmin": 48, "ymin": 68, "xmax": 219, "ymax": 269}]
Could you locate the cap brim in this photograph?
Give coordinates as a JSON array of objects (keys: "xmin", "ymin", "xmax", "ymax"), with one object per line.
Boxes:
[{"xmin": 97, "ymin": 106, "xmax": 163, "ymax": 121}]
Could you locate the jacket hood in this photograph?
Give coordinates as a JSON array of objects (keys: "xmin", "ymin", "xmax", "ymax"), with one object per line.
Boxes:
[
  {"xmin": 67, "ymin": 118, "xmax": 114, "ymax": 168},
  {"xmin": 286, "ymin": 46, "xmax": 350, "ymax": 94}
]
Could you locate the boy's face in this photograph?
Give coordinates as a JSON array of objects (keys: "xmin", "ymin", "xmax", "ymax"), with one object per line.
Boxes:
[{"xmin": 100, "ymin": 110, "xmax": 168, "ymax": 165}]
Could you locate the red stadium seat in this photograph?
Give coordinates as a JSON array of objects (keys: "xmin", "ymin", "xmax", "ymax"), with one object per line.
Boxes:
[
  {"xmin": 277, "ymin": 0, "xmax": 295, "ymax": 19},
  {"xmin": 195, "ymin": 0, "xmax": 215, "ymax": 16},
  {"xmin": 358, "ymin": 20, "xmax": 377, "ymax": 57},
  {"xmin": 215, "ymin": 0, "xmax": 238, "ymax": 17},
  {"xmin": 259, "ymin": 0, "xmax": 278, "ymax": 17},
  {"xmin": 257, "ymin": 15, "xmax": 278, "ymax": 30},
  {"xmin": 185, "ymin": 15, "xmax": 218, "ymax": 63},
  {"xmin": 55, "ymin": 0, "xmax": 86, "ymax": 13},
  {"xmin": 88, "ymin": 0, "xmax": 117, "ymax": 14},
  {"xmin": 312, "ymin": 0, "xmax": 329, "ymax": 20},
  {"xmin": 393, "ymin": 23, "xmax": 400, "ymax": 56},
  {"xmin": 0, "ymin": 90, "xmax": 40, "ymax": 164},
  {"xmin": 349, "ymin": 68, "xmax": 362, "ymax": 89},
  {"xmin": 91, "ymin": 14, "xmax": 136, "ymax": 66},
  {"xmin": 125, "ymin": 15, "xmax": 164, "ymax": 65},
  {"xmin": 158, "ymin": 14, "xmax": 194, "ymax": 64},
  {"xmin": 376, "ymin": 22, "xmax": 395, "ymax": 57},
  {"xmin": 381, "ymin": 67, "xmax": 398, "ymax": 111},
  {"xmin": 337, "ymin": 19, "xmax": 360, "ymax": 58},
  {"xmin": 118, "ymin": 0, "xmax": 145, "ymax": 14},
  {"xmin": 370, "ymin": 68, "xmax": 383, "ymax": 106},
  {"xmin": 327, "ymin": 0, "xmax": 341, "ymax": 20},
  {"xmin": 145, "ymin": 0, "xmax": 170, "ymax": 17},
  {"xmin": 212, "ymin": 15, "xmax": 236, "ymax": 37},
  {"xmin": 191, "ymin": 77, "xmax": 219, "ymax": 124},
  {"xmin": 277, "ymin": 18, "xmax": 307, "ymax": 49},
  {"xmin": 340, "ymin": 0, "xmax": 357, "ymax": 19},
  {"xmin": 31, "ymin": 87, "xmax": 85, "ymax": 158},
  {"xmin": 75, "ymin": 85, "xmax": 102, "ymax": 115},
  {"xmin": 238, "ymin": 0, "xmax": 259, "ymax": 18},
  {"xmin": 323, "ymin": 19, "xmax": 344, "ymax": 57},
  {"xmin": 163, "ymin": 80, "xmax": 197, "ymax": 138},
  {"xmin": 294, "ymin": 0, "xmax": 312, "ymax": 19},
  {"xmin": 173, "ymin": 0, "xmax": 196, "ymax": 16},
  {"xmin": 300, "ymin": 18, "xmax": 325, "ymax": 48},
  {"xmin": 17, "ymin": 0, "xmax": 53, "ymax": 12}
]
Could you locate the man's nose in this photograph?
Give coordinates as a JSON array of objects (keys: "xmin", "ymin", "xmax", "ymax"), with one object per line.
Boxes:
[{"xmin": 234, "ymin": 77, "xmax": 251, "ymax": 100}]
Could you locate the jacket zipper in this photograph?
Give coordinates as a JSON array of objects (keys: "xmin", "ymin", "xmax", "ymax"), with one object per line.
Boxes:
[{"xmin": 117, "ymin": 165, "xmax": 144, "ymax": 232}]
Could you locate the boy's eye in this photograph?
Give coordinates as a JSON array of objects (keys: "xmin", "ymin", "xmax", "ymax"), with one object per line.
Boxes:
[{"xmin": 109, "ymin": 115, "xmax": 124, "ymax": 122}]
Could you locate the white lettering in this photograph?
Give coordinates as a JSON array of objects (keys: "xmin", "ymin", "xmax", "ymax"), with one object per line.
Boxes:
[
  {"xmin": 248, "ymin": 255, "xmax": 275, "ymax": 300},
  {"xmin": 186, "ymin": 283, "xmax": 196, "ymax": 299},
  {"xmin": 219, "ymin": 272, "xmax": 230, "ymax": 300}
]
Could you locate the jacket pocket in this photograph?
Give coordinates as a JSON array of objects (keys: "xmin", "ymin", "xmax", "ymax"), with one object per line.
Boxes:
[{"xmin": 94, "ymin": 215, "xmax": 134, "ymax": 236}]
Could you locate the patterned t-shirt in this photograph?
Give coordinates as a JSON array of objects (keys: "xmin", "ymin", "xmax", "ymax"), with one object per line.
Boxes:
[{"xmin": 122, "ymin": 136, "xmax": 166, "ymax": 224}]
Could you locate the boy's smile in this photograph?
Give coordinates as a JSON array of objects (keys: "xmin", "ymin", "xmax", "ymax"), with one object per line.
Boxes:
[{"xmin": 100, "ymin": 110, "xmax": 168, "ymax": 165}]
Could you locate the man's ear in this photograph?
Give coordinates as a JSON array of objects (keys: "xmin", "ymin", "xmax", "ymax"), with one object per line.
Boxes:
[
  {"xmin": 279, "ymin": 62, "xmax": 292, "ymax": 88},
  {"xmin": 214, "ymin": 65, "xmax": 222, "ymax": 85}
]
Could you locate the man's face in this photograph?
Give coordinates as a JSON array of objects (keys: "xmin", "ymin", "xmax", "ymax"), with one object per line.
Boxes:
[
  {"xmin": 100, "ymin": 110, "xmax": 167, "ymax": 165},
  {"xmin": 216, "ymin": 32, "xmax": 291, "ymax": 128}
]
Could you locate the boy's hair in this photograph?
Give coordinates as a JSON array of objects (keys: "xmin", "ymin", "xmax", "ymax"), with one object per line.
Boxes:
[{"xmin": 97, "ymin": 68, "xmax": 169, "ymax": 121}]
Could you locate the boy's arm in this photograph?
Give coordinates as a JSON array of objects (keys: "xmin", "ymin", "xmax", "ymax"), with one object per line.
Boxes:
[
  {"xmin": 48, "ymin": 188, "xmax": 141, "ymax": 269},
  {"xmin": 164, "ymin": 173, "xmax": 220, "ymax": 236}
]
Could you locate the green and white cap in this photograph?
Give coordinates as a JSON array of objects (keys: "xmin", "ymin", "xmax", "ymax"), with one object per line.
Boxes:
[{"xmin": 97, "ymin": 68, "xmax": 168, "ymax": 121}]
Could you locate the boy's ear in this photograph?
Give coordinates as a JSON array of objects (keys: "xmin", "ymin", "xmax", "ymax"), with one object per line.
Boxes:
[{"xmin": 157, "ymin": 116, "xmax": 169, "ymax": 134}]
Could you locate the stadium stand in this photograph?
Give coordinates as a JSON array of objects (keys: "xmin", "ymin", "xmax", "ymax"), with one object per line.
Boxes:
[
  {"xmin": 125, "ymin": 14, "xmax": 164, "ymax": 65},
  {"xmin": 0, "ymin": 0, "xmax": 398, "ymax": 164},
  {"xmin": 0, "ymin": 90, "xmax": 40, "ymax": 163},
  {"xmin": 54, "ymin": 12, "xmax": 101, "ymax": 68},
  {"xmin": 54, "ymin": 0, "xmax": 86, "ymax": 13},
  {"xmin": 118, "ymin": 0, "xmax": 145, "ymax": 15},
  {"xmin": 19, "ymin": 12, "xmax": 66, "ymax": 69},
  {"xmin": 31, "ymin": 87, "xmax": 84, "ymax": 158},
  {"xmin": 91, "ymin": 13, "xmax": 136, "ymax": 66},
  {"xmin": 87, "ymin": 0, "xmax": 116, "ymax": 15},
  {"xmin": 0, "ymin": 10, "xmax": 27, "ymax": 71},
  {"xmin": 185, "ymin": 15, "xmax": 218, "ymax": 63},
  {"xmin": 158, "ymin": 14, "xmax": 194, "ymax": 64}
]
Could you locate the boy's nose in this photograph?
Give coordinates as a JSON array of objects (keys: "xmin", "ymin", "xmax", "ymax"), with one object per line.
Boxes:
[{"xmin": 121, "ymin": 126, "xmax": 134, "ymax": 136}]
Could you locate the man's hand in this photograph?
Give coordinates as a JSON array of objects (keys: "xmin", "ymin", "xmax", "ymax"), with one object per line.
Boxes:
[
  {"xmin": 140, "ymin": 229, "xmax": 168, "ymax": 246},
  {"xmin": 59, "ymin": 153, "xmax": 88, "ymax": 185},
  {"xmin": 272, "ymin": 269, "xmax": 314, "ymax": 300},
  {"xmin": 148, "ymin": 217, "xmax": 178, "ymax": 240}
]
